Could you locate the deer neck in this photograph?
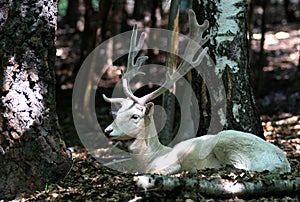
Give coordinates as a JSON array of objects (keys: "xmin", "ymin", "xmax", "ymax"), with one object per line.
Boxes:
[{"xmin": 129, "ymin": 116, "xmax": 171, "ymax": 162}]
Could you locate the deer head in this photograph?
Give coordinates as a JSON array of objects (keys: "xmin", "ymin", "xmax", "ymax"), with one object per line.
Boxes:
[
  {"xmin": 103, "ymin": 9, "xmax": 209, "ymax": 142},
  {"xmin": 103, "ymin": 97, "xmax": 155, "ymax": 141}
]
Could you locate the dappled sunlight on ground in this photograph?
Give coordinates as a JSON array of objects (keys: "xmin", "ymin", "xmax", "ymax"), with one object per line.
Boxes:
[
  {"xmin": 251, "ymin": 23, "xmax": 299, "ymax": 74},
  {"xmin": 263, "ymin": 115, "xmax": 300, "ymax": 156}
]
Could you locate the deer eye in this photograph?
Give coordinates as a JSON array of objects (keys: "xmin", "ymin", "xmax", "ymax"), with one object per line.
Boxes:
[{"xmin": 131, "ymin": 114, "xmax": 140, "ymax": 120}]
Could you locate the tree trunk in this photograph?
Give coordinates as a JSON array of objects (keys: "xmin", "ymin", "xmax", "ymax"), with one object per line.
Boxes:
[
  {"xmin": 96, "ymin": 0, "xmax": 112, "ymax": 45},
  {"xmin": 0, "ymin": 0, "xmax": 72, "ymax": 199},
  {"xmin": 79, "ymin": 0, "xmax": 96, "ymax": 63},
  {"xmin": 192, "ymin": 0, "xmax": 264, "ymax": 138},
  {"xmin": 132, "ymin": 0, "xmax": 145, "ymax": 21},
  {"xmin": 160, "ymin": 0, "xmax": 181, "ymax": 145},
  {"xmin": 284, "ymin": 0, "xmax": 297, "ymax": 22},
  {"xmin": 64, "ymin": 0, "xmax": 81, "ymax": 28},
  {"xmin": 134, "ymin": 174, "xmax": 300, "ymax": 199}
]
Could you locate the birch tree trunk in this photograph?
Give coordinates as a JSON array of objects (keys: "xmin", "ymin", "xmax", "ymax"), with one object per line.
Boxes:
[
  {"xmin": 0, "ymin": 0, "xmax": 72, "ymax": 199},
  {"xmin": 134, "ymin": 174, "xmax": 300, "ymax": 199},
  {"xmin": 192, "ymin": 0, "xmax": 264, "ymax": 138}
]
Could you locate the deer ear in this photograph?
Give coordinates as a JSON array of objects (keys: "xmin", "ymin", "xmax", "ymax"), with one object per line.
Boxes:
[{"xmin": 145, "ymin": 102, "xmax": 154, "ymax": 116}]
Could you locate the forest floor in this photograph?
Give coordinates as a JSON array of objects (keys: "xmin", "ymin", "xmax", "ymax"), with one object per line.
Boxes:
[{"xmin": 11, "ymin": 17, "xmax": 300, "ymax": 201}]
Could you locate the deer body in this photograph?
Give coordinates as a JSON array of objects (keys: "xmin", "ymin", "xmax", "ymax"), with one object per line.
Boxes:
[
  {"xmin": 103, "ymin": 10, "xmax": 290, "ymax": 175},
  {"xmin": 104, "ymin": 99, "xmax": 291, "ymax": 174},
  {"xmin": 148, "ymin": 130, "xmax": 291, "ymax": 174}
]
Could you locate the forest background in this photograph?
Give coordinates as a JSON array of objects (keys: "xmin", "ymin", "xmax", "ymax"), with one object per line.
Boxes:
[{"xmin": 6, "ymin": 0, "xmax": 300, "ymax": 201}]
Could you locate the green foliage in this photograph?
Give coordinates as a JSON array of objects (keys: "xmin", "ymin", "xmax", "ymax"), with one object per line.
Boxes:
[
  {"xmin": 58, "ymin": 0, "xmax": 99, "ymax": 21},
  {"xmin": 58, "ymin": 0, "xmax": 68, "ymax": 21},
  {"xmin": 92, "ymin": 0, "xmax": 99, "ymax": 11},
  {"xmin": 44, "ymin": 183, "xmax": 55, "ymax": 192}
]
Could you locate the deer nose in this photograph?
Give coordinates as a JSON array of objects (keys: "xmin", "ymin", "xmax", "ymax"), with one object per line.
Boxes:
[{"xmin": 104, "ymin": 127, "xmax": 113, "ymax": 137}]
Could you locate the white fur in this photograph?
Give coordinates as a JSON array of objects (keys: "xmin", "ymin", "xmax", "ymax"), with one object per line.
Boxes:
[{"xmin": 104, "ymin": 99, "xmax": 291, "ymax": 174}]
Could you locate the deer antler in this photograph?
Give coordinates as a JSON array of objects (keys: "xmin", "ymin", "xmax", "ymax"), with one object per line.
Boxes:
[
  {"xmin": 121, "ymin": 24, "xmax": 148, "ymax": 104},
  {"xmin": 122, "ymin": 9, "xmax": 209, "ymax": 106}
]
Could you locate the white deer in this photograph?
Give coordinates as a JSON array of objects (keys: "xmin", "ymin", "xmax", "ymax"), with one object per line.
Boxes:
[{"xmin": 103, "ymin": 10, "xmax": 291, "ymax": 175}]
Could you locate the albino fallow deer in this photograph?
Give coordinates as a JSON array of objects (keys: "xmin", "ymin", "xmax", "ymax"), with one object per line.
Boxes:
[{"xmin": 103, "ymin": 10, "xmax": 291, "ymax": 175}]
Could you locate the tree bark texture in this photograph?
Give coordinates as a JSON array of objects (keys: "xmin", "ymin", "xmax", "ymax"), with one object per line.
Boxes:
[
  {"xmin": 192, "ymin": 0, "xmax": 264, "ymax": 138},
  {"xmin": 0, "ymin": 0, "xmax": 72, "ymax": 199},
  {"xmin": 134, "ymin": 174, "xmax": 300, "ymax": 199}
]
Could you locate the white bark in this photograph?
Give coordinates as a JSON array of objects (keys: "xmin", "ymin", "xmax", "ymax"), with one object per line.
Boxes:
[
  {"xmin": 134, "ymin": 174, "xmax": 300, "ymax": 198},
  {"xmin": 210, "ymin": 0, "xmax": 244, "ymax": 76},
  {"xmin": 195, "ymin": 0, "xmax": 263, "ymax": 135}
]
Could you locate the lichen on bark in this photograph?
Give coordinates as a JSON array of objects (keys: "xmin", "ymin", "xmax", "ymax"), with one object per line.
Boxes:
[
  {"xmin": 193, "ymin": 0, "xmax": 264, "ymax": 137},
  {"xmin": 0, "ymin": 0, "xmax": 72, "ymax": 199}
]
